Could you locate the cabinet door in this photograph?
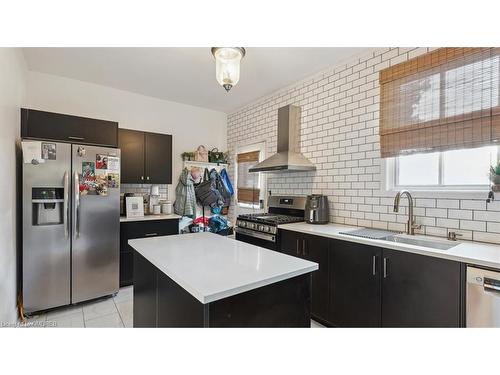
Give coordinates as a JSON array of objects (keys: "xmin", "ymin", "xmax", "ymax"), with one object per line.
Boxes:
[
  {"xmin": 119, "ymin": 129, "xmax": 145, "ymax": 183},
  {"xmin": 381, "ymin": 249, "xmax": 462, "ymax": 327},
  {"xmin": 145, "ymin": 132, "xmax": 172, "ymax": 184},
  {"xmin": 21, "ymin": 108, "xmax": 118, "ymax": 147},
  {"xmin": 279, "ymin": 230, "xmax": 303, "ymax": 257},
  {"xmin": 303, "ymin": 234, "xmax": 330, "ymax": 322},
  {"xmin": 120, "ymin": 220, "xmax": 179, "ymax": 286},
  {"xmin": 329, "ymin": 240, "xmax": 382, "ymax": 327},
  {"xmin": 120, "ymin": 251, "xmax": 134, "ymax": 287}
]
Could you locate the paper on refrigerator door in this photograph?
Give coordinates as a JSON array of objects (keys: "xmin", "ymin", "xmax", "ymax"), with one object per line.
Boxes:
[
  {"xmin": 21, "ymin": 141, "xmax": 45, "ymax": 164},
  {"xmin": 107, "ymin": 156, "xmax": 120, "ymax": 172}
]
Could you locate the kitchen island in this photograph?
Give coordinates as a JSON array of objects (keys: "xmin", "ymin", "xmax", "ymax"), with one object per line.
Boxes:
[{"xmin": 129, "ymin": 232, "xmax": 318, "ymax": 327}]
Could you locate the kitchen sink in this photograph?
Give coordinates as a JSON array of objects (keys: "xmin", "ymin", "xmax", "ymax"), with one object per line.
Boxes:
[
  {"xmin": 340, "ymin": 228, "xmax": 459, "ymax": 250},
  {"xmin": 383, "ymin": 235, "xmax": 458, "ymax": 250}
]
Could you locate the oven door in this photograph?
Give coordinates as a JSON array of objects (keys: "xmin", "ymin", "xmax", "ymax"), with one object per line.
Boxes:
[{"xmin": 235, "ymin": 227, "xmax": 277, "ymax": 251}]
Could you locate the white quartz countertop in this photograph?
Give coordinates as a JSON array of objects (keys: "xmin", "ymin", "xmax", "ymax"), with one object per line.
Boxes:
[
  {"xmin": 129, "ymin": 232, "xmax": 318, "ymax": 304},
  {"xmin": 279, "ymin": 222, "xmax": 500, "ymax": 270},
  {"xmin": 120, "ymin": 214, "xmax": 181, "ymax": 223}
]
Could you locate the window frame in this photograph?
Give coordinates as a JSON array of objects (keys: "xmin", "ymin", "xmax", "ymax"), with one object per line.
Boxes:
[
  {"xmin": 387, "ymin": 146, "xmax": 499, "ymax": 193},
  {"xmin": 235, "ymin": 142, "xmax": 266, "ymax": 209}
]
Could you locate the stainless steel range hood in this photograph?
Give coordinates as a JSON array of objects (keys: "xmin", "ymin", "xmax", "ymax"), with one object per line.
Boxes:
[{"xmin": 249, "ymin": 105, "xmax": 316, "ymax": 173}]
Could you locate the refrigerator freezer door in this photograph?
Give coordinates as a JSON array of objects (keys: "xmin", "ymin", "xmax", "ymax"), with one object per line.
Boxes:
[
  {"xmin": 22, "ymin": 142, "xmax": 71, "ymax": 313},
  {"xmin": 71, "ymin": 145, "xmax": 120, "ymax": 303}
]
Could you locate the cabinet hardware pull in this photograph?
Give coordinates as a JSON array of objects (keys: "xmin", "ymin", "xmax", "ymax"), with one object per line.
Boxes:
[
  {"xmin": 296, "ymin": 239, "xmax": 300, "ymax": 255},
  {"xmin": 145, "ymin": 233, "xmax": 158, "ymax": 237},
  {"xmin": 302, "ymin": 239, "xmax": 307, "ymax": 256},
  {"xmin": 372, "ymin": 255, "xmax": 376, "ymax": 276},
  {"xmin": 147, "ymin": 176, "xmax": 150, "ymax": 180},
  {"xmin": 68, "ymin": 136, "xmax": 85, "ymax": 140},
  {"xmin": 141, "ymin": 176, "xmax": 144, "ymax": 180},
  {"xmin": 63, "ymin": 170, "xmax": 69, "ymax": 238},
  {"xmin": 383, "ymin": 258, "xmax": 388, "ymax": 278}
]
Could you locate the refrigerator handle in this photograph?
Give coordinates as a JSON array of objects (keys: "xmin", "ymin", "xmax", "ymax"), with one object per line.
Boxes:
[
  {"xmin": 74, "ymin": 171, "xmax": 80, "ymax": 238},
  {"xmin": 64, "ymin": 170, "xmax": 69, "ymax": 238}
]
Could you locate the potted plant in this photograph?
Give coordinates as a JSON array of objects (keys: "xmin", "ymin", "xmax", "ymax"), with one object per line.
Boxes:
[
  {"xmin": 489, "ymin": 162, "xmax": 500, "ymax": 193},
  {"xmin": 181, "ymin": 152, "xmax": 195, "ymax": 161}
]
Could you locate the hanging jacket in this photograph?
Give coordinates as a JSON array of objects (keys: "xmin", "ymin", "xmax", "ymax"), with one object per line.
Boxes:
[
  {"xmin": 195, "ymin": 168, "xmax": 225, "ymax": 208},
  {"xmin": 220, "ymin": 168, "xmax": 234, "ymax": 196},
  {"xmin": 174, "ymin": 168, "xmax": 197, "ymax": 218}
]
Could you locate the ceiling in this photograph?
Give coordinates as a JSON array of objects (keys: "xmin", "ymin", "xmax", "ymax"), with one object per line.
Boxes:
[{"xmin": 22, "ymin": 47, "xmax": 369, "ymax": 113}]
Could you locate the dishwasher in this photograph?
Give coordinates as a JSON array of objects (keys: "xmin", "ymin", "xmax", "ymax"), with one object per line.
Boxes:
[{"xmin": 467, "ymin": 266, "xmax": 500, "ymax": 327}]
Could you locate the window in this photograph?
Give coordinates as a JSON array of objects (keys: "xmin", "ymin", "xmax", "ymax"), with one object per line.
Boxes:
[
  {"xmin": 380, "ymin": 48, "xmax": 500, "ymax": 158},
  {"xmin": 236, "ymin": 150, "xmax": 261, "ymax": 207},
  {"xmin": 394, "ymin": 145, "xmax": 498, "ymax": 189}
]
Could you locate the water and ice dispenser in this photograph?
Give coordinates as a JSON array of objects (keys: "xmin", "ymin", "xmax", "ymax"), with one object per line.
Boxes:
[{"xmin": 32, "ymin": 187, "xmax": 64, "ymax": 225}]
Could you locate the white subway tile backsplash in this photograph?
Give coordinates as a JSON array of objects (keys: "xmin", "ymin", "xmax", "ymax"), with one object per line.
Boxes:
[
  {"xmin": 448, "ymin": 209, "xmax": 472, "ymax": 220},
  {"xmin": 473, "ymin": 231, "xmax": 500, "ymax": 244},
  {"xmin": 474, "ymin": 210, "xmax": 500, "ymax": 222},
  {"xmin": 425, "ymin": 208, "xmax": 448, "ymax": 218},
  {"xmin": 226, "ymin": 47, "xmax": 500, "ymax": 245},
  {"xmin": 436, "ymin": 199, "xmax": 459, "ymax": 209},
  {"xmin": 436, "ymin": 218, "xmax": 460, "ymax": 229},
  {"xmin": 415, "ymin": 198, "xmax": 436, "ymax": 208},
  {"xmin": 461, "ymin": 200, "xmax": 486, "ymax": 210},
  {"xmin": 460, "ymin": 220, "xmax": 486, "ymax": 232}
]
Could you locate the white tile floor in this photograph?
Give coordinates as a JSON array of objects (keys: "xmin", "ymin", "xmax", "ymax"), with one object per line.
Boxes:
[
  {"xmin": 22, "ymin": 285, "xmax": 324, "ymax": 328},
  {"xmin": 23, "ymin": 285, "xmax": 133, "ymax": 328}
]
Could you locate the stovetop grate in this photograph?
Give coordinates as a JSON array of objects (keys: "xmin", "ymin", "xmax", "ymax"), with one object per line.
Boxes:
[{"xmin": 237, "ymin": 213, "xmax": 304, "ymax": 225}]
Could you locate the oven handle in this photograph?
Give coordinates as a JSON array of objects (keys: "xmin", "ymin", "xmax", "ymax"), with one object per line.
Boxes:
[{"xmin": 235, "ymin": 227, "xmax": 276, "ymax": 243}]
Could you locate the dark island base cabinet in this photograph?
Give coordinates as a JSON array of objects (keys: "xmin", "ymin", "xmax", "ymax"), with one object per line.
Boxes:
[
  {"xmin": 120, "ymin": 219, "xmax": 179, "ymax": 287},
  {"xmin": 118, "ymin": 128, "xmax": 172, "ymax": 184},
  {"xmin": 134, "ymin": 252, "xmax": 312, "ymax": 328},
  {"xmin": 280, "ymin": 230, "xmax": 465, "ymax": 328}
]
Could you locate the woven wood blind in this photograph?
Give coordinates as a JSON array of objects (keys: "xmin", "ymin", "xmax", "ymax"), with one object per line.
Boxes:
[
  {"xmin": 237, "ymin": 150, "xmax": 260, "ymax": 204},
  {"xmin": 379, "ymin": 47, "xmax": 500, "ymax": 158},
  {"xmin": 237, "ymin": 151, "xmax": 260, "ymax": 163}
]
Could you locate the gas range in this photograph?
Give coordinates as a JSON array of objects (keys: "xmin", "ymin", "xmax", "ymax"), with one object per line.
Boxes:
[{"xmin": 235, "ymin": 196, "xmax": 306, "ymax": 250}]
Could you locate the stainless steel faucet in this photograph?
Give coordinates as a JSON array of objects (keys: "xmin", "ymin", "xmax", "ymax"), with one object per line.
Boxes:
[{"xmin": 393, "ymin": 190, "xmax": 421, "ymax": 235}]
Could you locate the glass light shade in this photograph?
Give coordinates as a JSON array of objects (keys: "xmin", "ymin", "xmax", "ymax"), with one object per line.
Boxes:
[{"xmin": 212, "ymin": 47, "xmax": 245, "ymax": 92}]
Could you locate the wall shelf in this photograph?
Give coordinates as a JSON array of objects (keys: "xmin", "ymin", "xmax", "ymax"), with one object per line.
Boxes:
[{"xmin": 183, "ymin": 160, "xmax": 228, "ymax": 171}]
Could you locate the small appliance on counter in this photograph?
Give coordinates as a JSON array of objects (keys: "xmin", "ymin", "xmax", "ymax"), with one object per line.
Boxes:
[
  {"xmin": 149, "ymin": 184, "xmax": 160, "ymax": 213},
  {"xmin": 305, "ymin": 194, "xmax": 329, "ymax": 224},
  {"xmin": 122, "ymin": 192, "xmax": 141, "ymax": 216},
  {"xmin": 161, "ymin": 201, "xmax": 172, "ymax": 214}
]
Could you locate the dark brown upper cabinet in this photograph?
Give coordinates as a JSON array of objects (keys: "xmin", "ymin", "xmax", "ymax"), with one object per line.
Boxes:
[
  {"xmin": 21, "ymin": 108, "xmax": 118, "ymax": 147},
  {"xmin": 119, "ymin": 128, "xmax": 172, "ymax": 184}
]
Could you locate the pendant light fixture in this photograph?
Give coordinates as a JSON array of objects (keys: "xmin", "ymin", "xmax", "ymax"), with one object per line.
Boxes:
[{"xmin": 211, "ymin": 47, "xmax": 246, "ymax": 92}]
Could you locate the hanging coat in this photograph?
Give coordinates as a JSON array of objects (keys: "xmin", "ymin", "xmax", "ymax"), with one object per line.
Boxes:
[
  {"xmin": 174, "ymin": 168, "xmax": 197, "ymax": 218},
  {"xmin": 220, "ymin": 168, "xmax": 234, "ymax": 196}
]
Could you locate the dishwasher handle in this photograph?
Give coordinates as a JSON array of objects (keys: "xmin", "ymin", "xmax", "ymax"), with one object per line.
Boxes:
[{"xmin": 484, "ymin": 277, "xmax": 500, "ymax": 292}]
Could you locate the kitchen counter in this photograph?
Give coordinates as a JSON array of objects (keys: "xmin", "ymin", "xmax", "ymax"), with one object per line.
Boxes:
[
  {"xmin": 130, "ymin": 232, "xmax": 317, "ymax": 327},
  {"xmin": 129, "ymin": 232, "xmax": 317, "ymax": 304},
  {"xmin": 120, "ymin": 214, "xmax": 181, "ymax": 222},
  {"xmin": 279, "ymin": 222, "xmax": 500, "ymax": 270}
]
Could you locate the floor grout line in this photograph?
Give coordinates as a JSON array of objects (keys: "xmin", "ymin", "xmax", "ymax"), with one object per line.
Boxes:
[{"xmin": 112, "ymin": 295, "xmax": 126, "ymax": 328}]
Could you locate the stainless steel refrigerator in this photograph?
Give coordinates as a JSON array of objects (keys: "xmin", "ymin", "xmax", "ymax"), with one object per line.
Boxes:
[{"xmin": 21, "ymin": 141, "xmax": 120, "ymax": 314}]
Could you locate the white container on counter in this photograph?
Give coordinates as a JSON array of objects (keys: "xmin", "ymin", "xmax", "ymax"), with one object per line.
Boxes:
[
  {"xmin": 161, "ymin": 202, "xmax": 172, "ymax": 214},
  {"xmin": 153, "ymin": 205, "xmax": 161, "ymax": 215}
]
